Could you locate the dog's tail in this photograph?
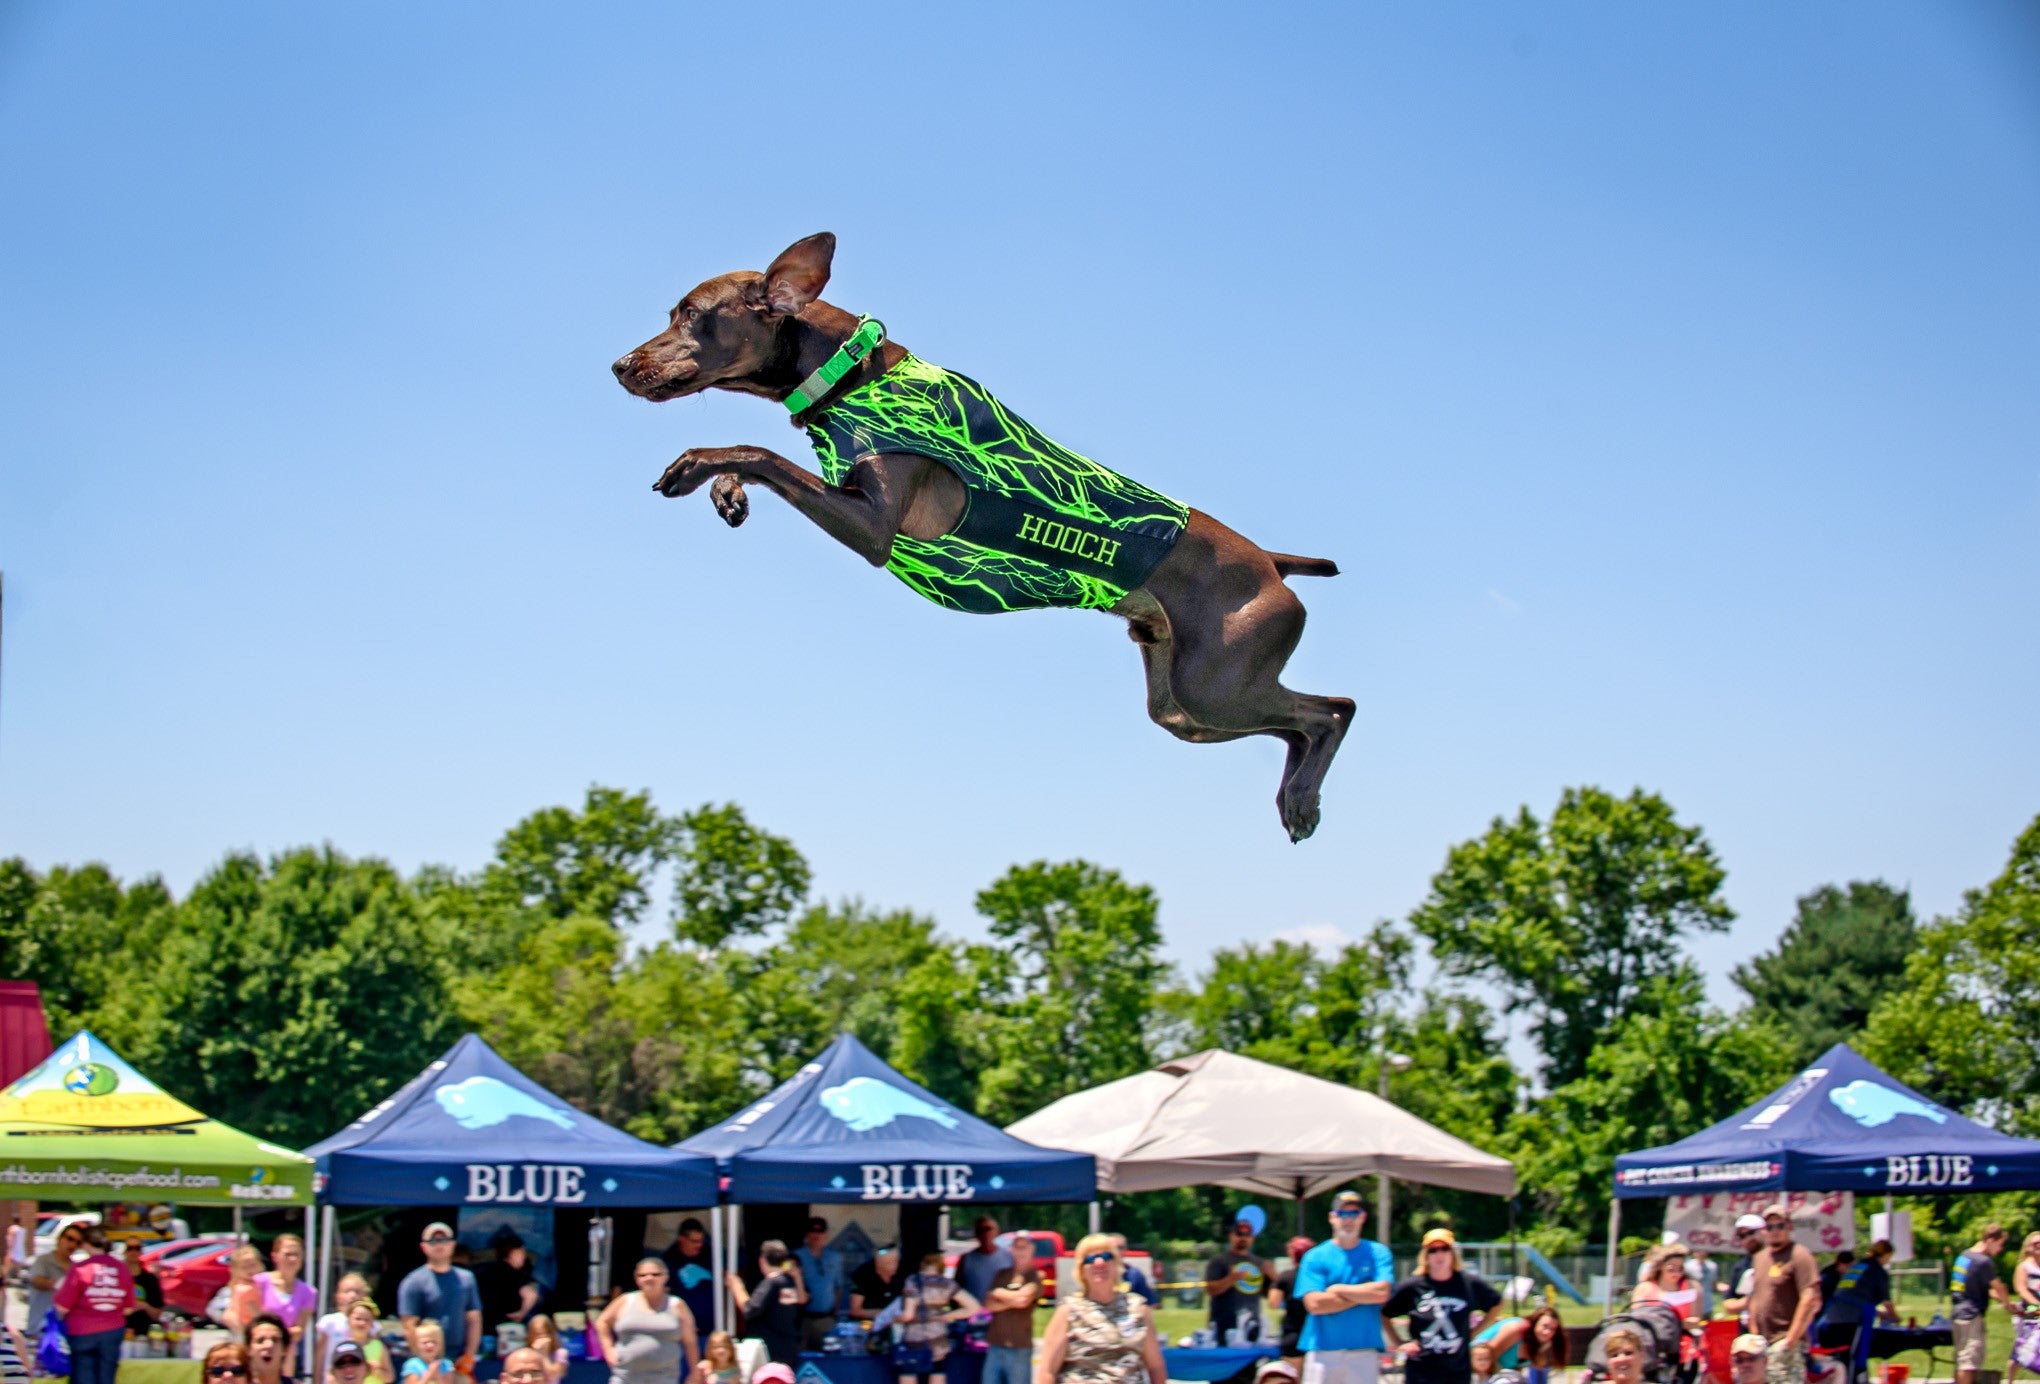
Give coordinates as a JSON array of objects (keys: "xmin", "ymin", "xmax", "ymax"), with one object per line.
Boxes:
[{"xmin": 1269, "ymin": 552, "xmax": 1340, "ymax": 579}]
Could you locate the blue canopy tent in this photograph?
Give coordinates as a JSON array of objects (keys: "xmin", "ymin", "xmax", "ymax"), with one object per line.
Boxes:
[
  {"xmin": 1614, "ymin": 1042, "xmax": 2040, "ymax": 1198},
  {"xmin": 309, "ymin": 1033, "xmax": 719, "ymax": 1206},
  {"xmin": 1606, "ymin": 1042, "xmax": 2040, "ymax": 1328},
  {"xmin": 678, "ymin": 1035, "xmax": 1093, "ymax": 1383},
  {"xmin": 679, "ymin": 1033, "xmax": 1095, "ymax": 1204},
  {"xmin": 307, "ymin": 1034, "xmax": 721, "ymax": 1342}
]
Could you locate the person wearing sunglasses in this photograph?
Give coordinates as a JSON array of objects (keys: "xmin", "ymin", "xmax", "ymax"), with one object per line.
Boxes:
[
  {"xmin": 398, "ymin": 1223, "xmax": 482, "ymax": 1378},
  {"xmin": 1034, "ymin": 1234, "xmax": 1167, "ymax": 1384},
  {"xmin": 1384, "ymin": 1230, "xmax": 1499, "ymax": 1384},
  {"xmin": 24, "ymin": 1223, "xmax": 85, "ymax": 1336},
  {"xmin": 205, "ymin": 1342, "xmax": 255, "ymax": 1384},
  {"xmin": 1296, "ymin": 1190, "xmax": 1397, "ymax": 1384},
  {"xmin": 1745, "ymin": 1205, "xmax": 1820, "ymax": 1384}
]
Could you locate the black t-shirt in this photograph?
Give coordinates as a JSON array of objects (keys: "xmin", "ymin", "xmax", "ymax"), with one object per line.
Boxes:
[
  {"xmin": 1206, "ymin": 1251, "xmax": 1270, "ymax": 1341},
  {"xmin": 127, "ymin": 1268, "xmax": 163, "ymax": 1334},
  {"xmin": 1274, "ymin": 1268, "xmax": 1309, "ymax": 1353},
  {"xmin": 745, "ymin": 1270, "xmax": 805, "ymax": 1363},
  {"xmin": 850, "ymin": 1262, "xmax": 903, "ymax": 1315},
  {"xmin": 477, "ymin": 1259, "xmax": 537, "ymax": 1331},
  {"xmin": 660, "ymin": 1246, "xmax": 716, "ymax": 1335},
  {"xmin": 1385, "ymin": 1271, "xmax": 1502, "ymax": 1384},
  {"xmin": 1954, "ymin": 1251, "xmax": 1998, "ymax": 1321}
]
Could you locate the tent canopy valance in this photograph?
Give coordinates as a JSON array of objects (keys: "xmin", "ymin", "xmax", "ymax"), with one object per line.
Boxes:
[
  {"xmin": 1614, "ymin": 1042, "xmax": 2040, "ymax": 1198},
  {"xmin": 1005, "ymin": 1048, "xmax": 1516, "ymax": 1199},
  {"xmin": 679, "ymin": 1033, "xmax": 1095, "ymax": 1204},
  {"xmin": 307, "ymin": 1033, "xmax": 718, "ymax": 1208},
  {"xmin": 0, "ymin": 1030, "xmax": 313, "ymax": 1206}
]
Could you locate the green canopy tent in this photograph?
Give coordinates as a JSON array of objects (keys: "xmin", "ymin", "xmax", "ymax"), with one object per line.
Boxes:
[
  {"xmin": 0, "ymin": 1030, "xmax": 313, "ymax": 1206},
  {"xmin": 0, "ymin": 1029, "xmax": 319, "ymax": 1369}
]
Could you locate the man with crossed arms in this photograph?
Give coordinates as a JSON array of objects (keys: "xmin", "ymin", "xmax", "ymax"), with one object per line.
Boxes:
[{"xmin": 1297, "ymin": 1190, "xmax": 1399, "ymax": 1384}]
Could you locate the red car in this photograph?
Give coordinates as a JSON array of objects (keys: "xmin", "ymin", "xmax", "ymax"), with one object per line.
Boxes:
[{"xmin": 158, "ymin": 1243, "xmax": 237, "ymax": 1319}]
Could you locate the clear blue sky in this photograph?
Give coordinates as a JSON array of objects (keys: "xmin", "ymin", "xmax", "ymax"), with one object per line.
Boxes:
[{"xmin": 4, "ymin": 3, "xmax": 2036, "ymax": 1014}]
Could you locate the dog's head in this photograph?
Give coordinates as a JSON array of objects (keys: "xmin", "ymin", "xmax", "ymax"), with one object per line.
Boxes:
[{"xmin": 612, "ymin": 232, "xmax": 836, "ymax": 401}]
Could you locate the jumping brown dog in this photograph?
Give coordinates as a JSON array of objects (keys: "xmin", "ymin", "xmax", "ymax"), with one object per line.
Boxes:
[{"xmin": 613, "ymin": 233, "xmax": 1353, "ymax": 840}]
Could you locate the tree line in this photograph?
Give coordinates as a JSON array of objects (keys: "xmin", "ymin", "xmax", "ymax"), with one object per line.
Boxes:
[{"xmin": 4, "ymin": 786, "xmax": 2035, "ymax": 1251}]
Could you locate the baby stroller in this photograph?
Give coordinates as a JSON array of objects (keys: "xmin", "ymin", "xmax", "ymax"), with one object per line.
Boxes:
[{"xmin": 1585, "ymin": 1302, "xmax": 1697, "ymax": 1384}]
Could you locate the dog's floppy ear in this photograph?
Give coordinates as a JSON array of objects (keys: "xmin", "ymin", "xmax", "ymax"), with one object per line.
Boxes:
[{"xmin": 761, "ymin": 232, "xmax": 835, "ymax": 315}]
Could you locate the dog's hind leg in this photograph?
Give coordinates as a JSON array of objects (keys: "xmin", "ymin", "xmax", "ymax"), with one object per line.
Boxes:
[
  {"xmin": 1160, "ymin": 581, "xmax": 1354, "ymax": 841},
  {"xmin": 1118, "ymin": 590, "xmax": 1250, "ymax": 745}
]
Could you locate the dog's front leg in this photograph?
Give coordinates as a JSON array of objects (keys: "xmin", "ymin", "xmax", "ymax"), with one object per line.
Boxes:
[{"xmin": 653, "ymin": 445, "xmax": 910, "ymax": 567}]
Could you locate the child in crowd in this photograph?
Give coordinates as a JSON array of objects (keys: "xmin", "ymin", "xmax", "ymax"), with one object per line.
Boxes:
[
  {"xmin": 344, "ymin": 1300, "xmax": 394, "ymax": 1384},
  {"xmin": 524, "ymin": 1316, "xmax": 569, "ymax": 1384},
  {"xmin": 315, "ymin": 1276, "xmax": 372, "ymax": 1384},
  {"xmin": 401, "ymin": 1324, "xmax": 453, "ymax": 1382},
  {"xmin": 697, "ymin": 1331, "xmax": 742, "ymax": 1384}
]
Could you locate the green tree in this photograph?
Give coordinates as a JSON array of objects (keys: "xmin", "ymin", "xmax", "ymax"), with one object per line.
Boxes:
[
  {"xmin": 1862, "ymin": 813, "xmax": 2040, "ymax": 1135},
  {"xmin": 668, "ymin": 803, "xmax": 811, "ymax": 948},
  {"xmin": 894, "ymin": 860, "xmax": 1166, "ymax": 1124},
  {"xmin": 1410, "ymin": 786, "xmax": 1733, "ymax": 1085},
  {"xmin": 0, "ymin": 860, "xmax": 177, "ymax": 1028},
  {"xmin": 1733, "ymin": 881, "xmax": 1916, "ymax": 1067},
  {"xmin": 734, "ymin": 901, "xmax": 945, "ymax": 1080},
  {"xmin": 128, "ymin": 847, "xmax": 460, "ymax": 1146},
  {"xmin": 1507, "ymin": 968, "xmax": 1792, "ymax": 1227},
  {"xmin": 480, "ymin": 786, "xmax": 681, "ymax": 927}
]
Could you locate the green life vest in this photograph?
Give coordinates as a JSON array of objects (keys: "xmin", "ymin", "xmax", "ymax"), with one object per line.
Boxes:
[{"xmin": 802, "ymin": 354, "xmax": 1188, "ymax": 614}]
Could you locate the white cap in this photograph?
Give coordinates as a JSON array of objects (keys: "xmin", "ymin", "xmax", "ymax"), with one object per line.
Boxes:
[{"xmin": 1734, "ymin": 1214, "xmax": 1766, "ymax": 1232}]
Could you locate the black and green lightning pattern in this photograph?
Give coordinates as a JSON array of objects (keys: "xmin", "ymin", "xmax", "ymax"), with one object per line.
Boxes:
[{"xmin": 803, "ymin": 354, "xmax": 1188, "ymax": 614}]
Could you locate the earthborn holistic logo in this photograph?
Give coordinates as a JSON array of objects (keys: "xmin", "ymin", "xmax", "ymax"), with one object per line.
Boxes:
[
  {"xmin": 229, "ymin": 1167, "xmax": 295, "ymax": 1201},
  {"xmin": 62, "ymin": 1063, "xmax": 119, "ymax": 1097}
]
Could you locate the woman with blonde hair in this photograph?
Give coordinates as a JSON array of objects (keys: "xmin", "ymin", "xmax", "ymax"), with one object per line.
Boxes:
[
  {"xmin": 1386, "ymin": 1230, "xmax": 1502, "ymax": 1384},
  {"xmin": 1036, "ymin": 1234, "xmax": 1166, "ymax": 1384},
  {"xmin": 1601, "ymin": 1329, "xmax": 1645, "ymax": 1384},
  {"xmin": 1631, "ymin": 1241, "xmax": 1699, "ymax": 1322}
]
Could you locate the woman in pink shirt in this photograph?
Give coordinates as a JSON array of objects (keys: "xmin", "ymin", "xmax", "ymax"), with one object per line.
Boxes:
[
  {"xmin": 256, "ymin": 1234, "xmax": 319, "ymax": 1373},
  {"xmin": 53, "ymin": 1226, "xmax": 135, "ymax": 1384}
]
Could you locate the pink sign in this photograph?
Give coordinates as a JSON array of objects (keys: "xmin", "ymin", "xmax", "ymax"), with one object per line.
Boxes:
[{"xmin": 1664, "ymin": 1190, "xmax": 1855, "ymax": 1253}]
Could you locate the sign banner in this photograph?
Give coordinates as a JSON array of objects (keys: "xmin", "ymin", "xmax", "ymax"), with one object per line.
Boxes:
[{"xmin": 1664, "ymin": 1190, "xmax": 1855, "ymax": 1254}]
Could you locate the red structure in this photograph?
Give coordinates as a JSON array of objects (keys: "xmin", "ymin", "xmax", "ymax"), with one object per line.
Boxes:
[{"xmin": 0, "ymin": 980, "xmax": 52, "ymax": 1088}]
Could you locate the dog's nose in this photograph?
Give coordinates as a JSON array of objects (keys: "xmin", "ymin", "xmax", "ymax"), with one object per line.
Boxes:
[{"xmin": 611, "ymin": 353, "xmax": 636, "ymax": 381}]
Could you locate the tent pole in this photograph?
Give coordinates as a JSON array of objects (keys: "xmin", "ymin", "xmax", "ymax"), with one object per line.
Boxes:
[
  {"xmin": 1295, "ymin": 1180, "xmax": 1307, "ymax": 1238},
  {"xmin": 1088, "ymin": 1201, "xmax": 1100, "ymax": 1235},
  {"xmin": 1604, "ymin": 1198, "xmax": 1621, "ymax": 1314},
  {"xmin": 1506, "ymin": 1197, "xmax": 1519, "ymax": 1311},
  {"xmin": 711, "ymin": 1205, "xmax": 726, "ymax": 1335},
  {"xmin": 1377, "ymin": 1173, "xmax": 1392, "ymax": 1255},
  {"xmin": 303, "ymin": 1203, "xmax": 317, "ymax": 1377},
  {"xmin": 323, "ymin": 1205, "xmax": 338, "ymax": 1309},
  {"xmin": 233, "ymin": 1206, "xmax": 243, "ymax": 1243}
]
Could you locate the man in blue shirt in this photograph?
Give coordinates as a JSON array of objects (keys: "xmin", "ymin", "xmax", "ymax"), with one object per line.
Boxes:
[
  {"xmin": 1297, "ymin": 1190, "xmax": 1397, "ymax": 1384},
  {"xmin": 398, "ymin": 1222, "xmax": 484, "ymax": 1367},
  {"xmin": 795, "ymin": 1217, "xmax": 846, "ymax": 1350}
]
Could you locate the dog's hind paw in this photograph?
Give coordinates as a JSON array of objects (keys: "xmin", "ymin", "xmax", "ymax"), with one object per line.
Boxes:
[{"xmin": 1281, "ymin": 790, "xmax": 1322, "ymax": 842}]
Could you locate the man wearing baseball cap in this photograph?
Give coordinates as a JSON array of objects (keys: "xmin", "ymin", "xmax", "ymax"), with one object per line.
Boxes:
[
  {"xmin": 1206, "ymin": 1206, "xmax": 1271, "ymax": 1344},
  {"xmin": 1746, "ymin": 1205, "xmax": 1820, "ymax": 1384},
  {"xmin": 398, "ymin": 1223, "xmax": 482, "ymax": 1373},
  {"xmin": 1722, "ymin": 1215, "xmax": 1767, "ymax": 1320},
  {"xmin": 1729, "ymin": 1334, "xmax": 1768, "ymax": 1384},
  {"xmin": 1295, "ymin": 1191, "xmax": 1397, "ymax": 1384}
]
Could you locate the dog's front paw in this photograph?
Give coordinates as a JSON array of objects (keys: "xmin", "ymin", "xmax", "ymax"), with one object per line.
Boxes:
[
  {"xmin": 710, "ymin": 475, "xmax": 749, "ymax": 527},
  {"xmin": 653, "ymin": 448, "xmax": 724, "ymax": 498}
]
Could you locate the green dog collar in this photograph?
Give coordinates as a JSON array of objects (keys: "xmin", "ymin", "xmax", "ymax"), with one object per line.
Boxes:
[{"xmin": 784, "ymin": 315, "xmax": 885, "ymax": 415}]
